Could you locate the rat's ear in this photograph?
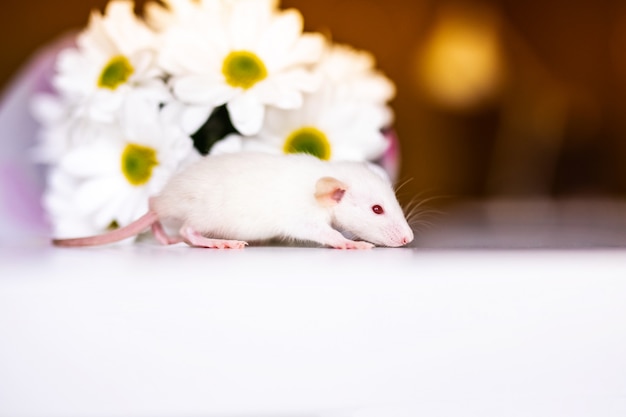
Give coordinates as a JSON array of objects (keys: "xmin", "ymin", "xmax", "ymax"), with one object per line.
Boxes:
[{"xmin": 315, "ymin": 177, "xmax": 348, "ymax": 207}]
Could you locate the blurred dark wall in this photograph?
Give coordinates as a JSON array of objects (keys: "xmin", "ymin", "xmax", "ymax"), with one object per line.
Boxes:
[{"xmin": 2, "ymin": 0, "xmax": 625, "ymax": 203}]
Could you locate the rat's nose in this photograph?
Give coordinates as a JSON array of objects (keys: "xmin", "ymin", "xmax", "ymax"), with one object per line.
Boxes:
[
  {"xmin": 389, "ymin": 227, "xmax": 414, "ymax": 247},
  {"xmin": 396, "ymin": 235, "xmax": 413, "ymax": 247},
  {"xmin": 401, "ymin": 229, "xmax": 414, "ymax": 246}
]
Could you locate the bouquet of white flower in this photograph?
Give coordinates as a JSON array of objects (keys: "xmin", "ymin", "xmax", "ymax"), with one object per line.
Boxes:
[{"xmin": 32, "ymin": 0, "xmax": 398, "ymax": 239}]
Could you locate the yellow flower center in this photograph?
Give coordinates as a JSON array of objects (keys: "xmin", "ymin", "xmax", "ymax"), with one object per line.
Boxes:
[
  {"xmin": 99, "ymin": 55, "xmax": 134, "ymax": 90},
  {"xmin": 283, "ymin": 127, "xmax": 332, "ymax": 160},
  {"xmin": 121, "ymin": 143, "xmax": 158, "ymax": 186},
  {"xmin": 222, "ymin": 50, "xmax": 268, "ymax": 89}
]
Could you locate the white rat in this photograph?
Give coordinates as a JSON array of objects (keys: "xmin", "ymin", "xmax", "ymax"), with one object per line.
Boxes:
[{"xmin": 53, "ymin": 152, "xmax": 414, "ymax": 249}]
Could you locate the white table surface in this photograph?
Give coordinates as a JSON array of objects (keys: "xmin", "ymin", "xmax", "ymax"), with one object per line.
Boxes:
[
  {"xmin": 2, "ymin": 199, "xmax": 626, "ymax": 417},
  {"xmin": 2, "ymin": 35, "xmax": 625, "ymax": 417}
]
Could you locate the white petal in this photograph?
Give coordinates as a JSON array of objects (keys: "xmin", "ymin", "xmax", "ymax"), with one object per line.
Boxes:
[
  {"xmin": 229, "ymin": 0, "xmax": 272, "ymax": 49},
  {"xmin": 227, "ymin": 93, "xmax": 265, "ymax": 136},
  {"xmin": 286, "ymin": 33, "xmax": 325, "ymax": 66},
  {"xmin": 68, "ymin": 117, "xmax": 118, "ymax": 147},
  {"xmin": 102, "ymin": 1, "xmax": 157, "ymax": 54},
  {"xmin": 273, "ymin": 68, "xmax": 322, "ymax": 94},
  {"xmin": 74, "ymin": 176, "xmax": 122, "ymax": 216},
  {"xmin": 354, "ymin": 74, "xmax": 396, "ymax": 102},
  {"xmin": 92, "ymin": 186, "xmax": 133, "ymax": 228},
  {"xmin": 30, "ymin": 94, "xmax": 65, "ymax": 124},
  {"xmin": 160, "ymin": 102, "xmax": 214, "ymax": 135},
  {"xmin": 86, "ymin": 90, "xmax": 125, "ymax": 122},
  {"xmin": 129, "ymin": 50, "xmax": 160, "ymax": 80},
  {"xmin": 241, "ymin": 138, "xmax": 282, "ymax": 154},
  {"xmin": 43, "ymin": 172, "xmax": 79, "ymax": 215},
  {"xmin": 347, "ymin": 103, "xmax": 395, "ymax": 130},
  {"xmin": 332, "ymin": 128, "xmax": 389, "ymax": 161},
  {"xmin": 50, "ymin": 214, "xmax": 102, "ymax": 239},
  {"xmin": 173, "ymin": 75, "xmax": 235, "ymax": 105},
  {"xmin": 181, "ymin": 105, "xmax": 215, "ymax": 135},
  {"xmin": 119, "ymin": 92, "xmax": 163, "ymax": 134},
  {"xmin": 52, "ymin": 48, "xmax": 100, "ymax": 97},
  {"xmin": 253, "ymin": 68, "xmax": 320, "ymax": 108},
  {"xmin": 209, "ymin": 133, "xmax": 244, "ymax": 155},
  {"xmin": 49, "ymin": 169, "xmax": 81, "ymax": 196},
  {"xmin": 254, "ymin": 77, "xmax": 303, "ymax": 109},
  {"xmin": 144, "ymin": 1, "xmax": 175, "ymax": 30},
  {"xmin": 159, "ymin": 28, "xmax": 221, "ymax": 74},
  {"xmin": 261, "ymin": 105, "xmax": 303, "ymax": 138},
  {"xmin": 60, "ymin": 143, "xmax": 119, "ymax": 177},
  {"xmin": 113, "ymin": 190, "xmax": 150, "ymax": 226},
  {"xmin": 79, "ymin": 11, "xmax": 117, "ymax": 56},
  {"xmin": 257, "ymin": 9, "xmax": 303, "ymax": 69}
]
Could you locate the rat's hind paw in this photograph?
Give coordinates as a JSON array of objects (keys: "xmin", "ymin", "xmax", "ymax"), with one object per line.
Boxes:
[
  {"xmin": 193, "ymin": 237, "xmax": 248, "ymax": 249},
  {"xmin": 152, "ymin": 221, "xmax": 184, "ymax": 245},
  {"xmin": 180, "ymin": 227, "xmax": 248, "ymax": 249},
  {"xmin": 210, "ymin": 239, "xmax": 248, "ymax": 249}
]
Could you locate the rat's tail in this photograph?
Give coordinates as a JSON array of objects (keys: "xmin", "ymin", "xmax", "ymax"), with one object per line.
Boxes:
[{"xmin": 52, "ymin": 211, "xmax": 159, "ymax": 247}]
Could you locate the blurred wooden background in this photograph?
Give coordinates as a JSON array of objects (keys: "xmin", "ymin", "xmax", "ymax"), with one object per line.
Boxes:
[{"xmin": 2, "ymin": 0, "xmax": 626, "ymax": 203}]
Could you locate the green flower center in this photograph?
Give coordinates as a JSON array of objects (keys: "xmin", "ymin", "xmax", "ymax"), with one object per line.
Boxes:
[
  {"xmin": 99, "ymin": 55, "xmax": 134, "ymax": 90},
  {"xmin": 222, "ymin": 50, "xmax": 268, "ymax": 89},
  {"xmin": 283, "ymin": 127, "xmax": 332, "ymax": 160},
  {"xmin": 121, "ymin": 143, "xmax": 158, "ymax": 186}
]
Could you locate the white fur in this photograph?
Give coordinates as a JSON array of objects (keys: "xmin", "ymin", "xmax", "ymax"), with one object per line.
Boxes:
[{"xmin": 152, "ymin": 152, "xmax": 414, "ymax": 247}]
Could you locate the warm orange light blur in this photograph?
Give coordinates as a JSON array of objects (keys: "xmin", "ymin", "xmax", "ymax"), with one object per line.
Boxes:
[{"xmin": 414, "ymin": 4, "xmax": 504, "ymax": 109}]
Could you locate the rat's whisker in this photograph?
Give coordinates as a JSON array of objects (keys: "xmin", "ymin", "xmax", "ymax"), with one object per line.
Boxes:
[
  {"xmin": 408, "ymin": 219, "xmax": 437, "ymax": 233},
  {"xmin": 394, "ymin": 177, "xmax": 414, "ymax": 194},
  {"xmin": 401, "ymin": 192, "xmax": 448, "ymax": 232}
]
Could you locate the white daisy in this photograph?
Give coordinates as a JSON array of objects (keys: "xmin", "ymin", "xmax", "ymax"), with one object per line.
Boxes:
[
  {"xmin": 43, "ymin": 168, "xmax": 106, "ymax": 239},
  {"xmin": 211, "ymin": 82, "xmax": 390, "ymax": 161},
  {"xmin": 52, "ymin": 103, "xmax": 196, "ymax": 232},
  {"xmin": 31, "ymin": 93, "xmax": 78, "ymax": 163},
  {"xmin": 316, "ymin": 43, "xmax": 396, "ymax": 106},
  {"xmin": 52, "ymin": 0, "xmax": 168, "ymax": 124},
  {"xmin": 145, "ymin": 0, "xmax": 229, "ymax": 31},
  {"xmin": 158, "ymin": 0, "xmax": 325, "ymax": 136},
  {"xmin": 211, "ymin": 40, "xmax": 397, "ymax": 161},
  {"xmin": 31, "ymin": 93, "xmax": 121, "ymax": 163}
]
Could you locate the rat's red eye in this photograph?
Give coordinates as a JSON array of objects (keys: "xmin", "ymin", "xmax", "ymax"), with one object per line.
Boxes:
[{"xmin": 372, "ymin": 205, "xmax": 384, "ymax": 215}]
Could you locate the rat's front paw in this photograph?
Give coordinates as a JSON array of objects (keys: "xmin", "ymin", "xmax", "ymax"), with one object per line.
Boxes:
[
  {"xmin": 333, "ymin": 240, "xmax": 374, "ymax": 250},
  {"xmin": 350, "ymin": 241, "xmax": 375, "ymax": 250}
]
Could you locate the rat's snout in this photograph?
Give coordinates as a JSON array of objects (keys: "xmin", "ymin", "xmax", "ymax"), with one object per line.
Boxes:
[{"xmin": 384, "ymin": 226, "xmax": 414, "ymax": 247}]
